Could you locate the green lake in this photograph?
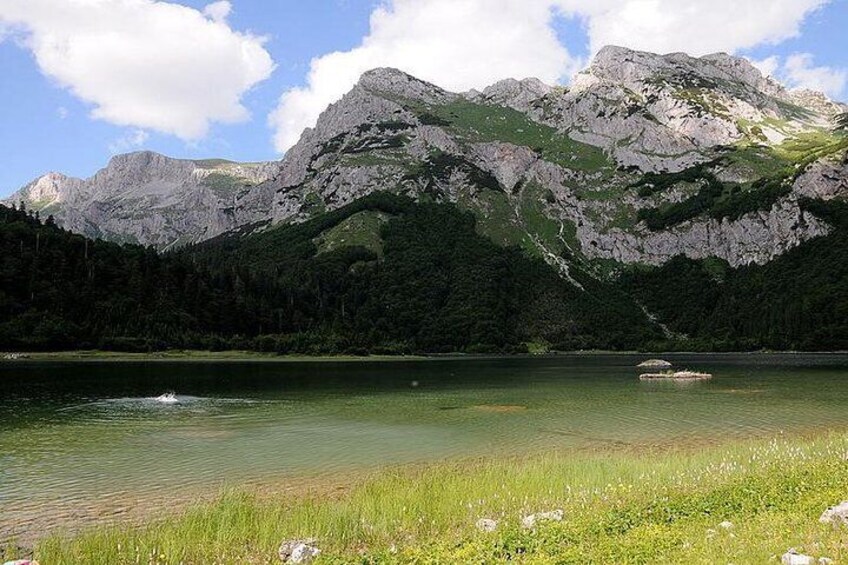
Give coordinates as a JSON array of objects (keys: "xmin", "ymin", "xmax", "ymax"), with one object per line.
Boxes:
[{"xmin": 2, "ymin": 353, "xmax": 848, "ymax": 542}]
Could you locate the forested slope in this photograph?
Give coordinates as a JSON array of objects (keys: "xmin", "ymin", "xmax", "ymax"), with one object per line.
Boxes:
[{"xmin": 0, "ymin": 196, "xmax": 659, "ymax": 353}]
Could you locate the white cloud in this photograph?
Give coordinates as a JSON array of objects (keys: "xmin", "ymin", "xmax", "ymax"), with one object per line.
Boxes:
[
  {"xmin": 555, "ymin": 0, "xmax": 829, "ymax": 57},
  {"xmin": 0, "ymin": 0, "xmax": 275, "ymax": 140},
  {"xmin": 750, "ymin": 56, "xmax": 781, "ymax": 78},
  {"xmin": 108, "ymin": 129, "xmax": 150, "ymax": 154},
  {"xmin": 203, "ymin": 1, "xmax": 231, "ymax": 24},
  {"xmin": 56, "ymin": 106, "xmax": 68, "ymax": 120},
  {"xmin": 269, "ymin": 0, "xmax": 579, "ymax": 152},
  {"xmin": 749, "ymin": 53, "xmax": 846, "ymax": 99},
  {"xmin": 270, "ymin": 0, "xmax": 834, "ymax": 153},
  {"xmin": 783, "ymin": 53, "xmax": 847, "ymax": 98}
]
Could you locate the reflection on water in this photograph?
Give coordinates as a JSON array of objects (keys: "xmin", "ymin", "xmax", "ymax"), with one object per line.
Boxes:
[{"xmin": 1, "ymin": 353, "xmax": 847, "ymax": 541}]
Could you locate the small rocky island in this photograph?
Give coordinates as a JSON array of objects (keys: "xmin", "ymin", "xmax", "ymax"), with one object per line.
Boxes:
[
  {"xmin": 637, "ymin": 359, "xmax": 673, "ymax": 368},
  {"xmin": 639, "ymin": 370, "xmax": 713, "ymax": 381}
]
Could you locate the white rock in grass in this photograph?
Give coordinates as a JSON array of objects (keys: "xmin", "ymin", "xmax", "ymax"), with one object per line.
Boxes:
[
  {"xmin": 781, "ymin": 549, "xmax": 814, "ymax": 565},
  {"xmin": 818, "ymin": 558, "xmax": 834, "ymax": 565},
  {"xmin": 718, "ymin": 520, "xmax": 734, "ymax": 529},
  {"xmin": 476, "ymin": 518, "xmax": 498, "ymax": 533},
  {"xmin": 522, "ymin": 509, "xmax": 564, "ymax": 529},
  {"xmin": 819, "ymin": 501, "xmax": 848, "ymax": 526},
  {"xmin": 279, "ymin": 539, "xmax": 321, "ymax": 564}
]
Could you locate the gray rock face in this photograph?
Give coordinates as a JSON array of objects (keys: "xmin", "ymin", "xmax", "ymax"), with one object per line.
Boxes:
[
  {"xmin": 537, "ymin": 46, "xmax": 844, "ymax": 172},
  {"xmin": 5, "ymin": 151, "xmax": 277, "ymax": 249},
  {"xmin": 574, "ymin": 196, "xmax": 832, "ymax": 267},
  {"xmin": 795, "ymin": 155, "xmax": 848, "ymax": 201}
]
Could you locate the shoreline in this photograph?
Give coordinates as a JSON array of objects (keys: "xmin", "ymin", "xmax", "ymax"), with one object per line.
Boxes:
[
  {"xmin": 20, "ymin": 427, "xmax": 848, "ymax": 564},
  {"xmin": 2, "ymin": 349, "xmax": 847, "ymax": 363},
  {"xmin": 6, "ymin": 425, "xmax": 848, "ymax": 543}
]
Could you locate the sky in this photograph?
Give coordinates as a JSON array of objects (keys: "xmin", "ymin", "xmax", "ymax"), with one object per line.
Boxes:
[{"xmin": 0, "ymin": 0, "xmax": 846, "ymax": 197}]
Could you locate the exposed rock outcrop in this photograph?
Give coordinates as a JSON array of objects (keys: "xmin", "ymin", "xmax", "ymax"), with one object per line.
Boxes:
[{"xmin": 5, "ymin": 152, "xmax": 277, "ymax": 249}]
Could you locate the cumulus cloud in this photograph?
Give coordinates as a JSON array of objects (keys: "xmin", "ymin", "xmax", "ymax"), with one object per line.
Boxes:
[
  {"xmin": 555, "ymin": 0, "xmax": 829, "ymax": 57},
  {"xmin": 269, "ymin": 0, "xmax": 834, "ymax": 152},
  {"xmin": 269, "ymin": 0, "xmax": 578, "ymax": 152},
  {"xmin": 0, "ymin": 0, "xmax": 274, "ymax": 140},
  {"xmin": 783, "ymin": 53, "xmax": 847, "ymax": 98}
]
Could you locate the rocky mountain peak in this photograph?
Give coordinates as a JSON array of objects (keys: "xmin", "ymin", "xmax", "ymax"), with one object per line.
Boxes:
[
  {"xmin": 93, "ymin": 151, "xmax": 195, "ymax": 186},
  {"xmin": 106, "ymin": 149, "xmax": 162, "ymax": 166},
  {"xmin": 474, "ymin": 77, "xmax": 554, "ymax": 111},
  {"xmin": 5, "ymin": 150, "xmax": 278, "ymax": 248},
  {"xmin": 357, "ymin": 67, "xmax": 454, "ymax": 104},
  {"xmin": 578, "ymin": 45, "xmax": 776, "ymax": 95},
  {"xmin": 16, "ymin": 172, "xmax": 74, "ymax": 209}
]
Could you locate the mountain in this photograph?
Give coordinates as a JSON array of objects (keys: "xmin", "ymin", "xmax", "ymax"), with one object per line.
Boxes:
[
  {"xmin": 258, "ymin": 46, "xmax": 846, "ymax": 270},
  {"xmin": 11, "ymin": 46, "xmax": 844, "ymax": 271},
  {"xmin": 2, "ymin": 46, "xmax": 847, "ymax": 352},
  {"xmin": 5, "ymin": 152, "xmax": 277, "ymax": 249}
]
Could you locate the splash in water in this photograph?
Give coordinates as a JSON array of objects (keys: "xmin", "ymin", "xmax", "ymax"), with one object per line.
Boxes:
[{"xmin": 153, "ymin": 392, "xmax": 179, "ymax": 404}]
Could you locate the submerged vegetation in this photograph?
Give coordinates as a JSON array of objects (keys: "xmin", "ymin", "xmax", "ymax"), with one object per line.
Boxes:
[{"xmin": 28, "ymin": 432, "xmax": 848, "ymax": 564}]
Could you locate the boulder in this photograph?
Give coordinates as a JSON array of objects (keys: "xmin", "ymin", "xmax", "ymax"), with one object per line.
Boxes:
[
  {"xmin": 475, "ymin": 518, "xmax": 498, "ymax": 533},
  {"xmin": 781, "ymin": 549, "xmax": 814, "ymax": 565},
  {"xmin": 819, "ymin": 501, "xmax": 848, "ymax": 526},
  {"xmin": 278, "ymin": 539, "xmax": 321, "ymax": 564},
  {"xmin": 522, "ymin": 509, "xmax": 564, "ymax": 529}
]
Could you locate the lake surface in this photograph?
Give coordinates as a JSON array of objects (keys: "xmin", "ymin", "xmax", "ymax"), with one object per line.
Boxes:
[{"xmin": 2, "ymin": 353, "xmax": 848, "ymax": 541}]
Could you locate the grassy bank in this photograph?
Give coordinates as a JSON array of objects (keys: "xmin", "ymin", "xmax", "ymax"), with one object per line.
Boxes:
[
  {"xmin": 9, "ymin": 350, "xmax": 846, "ymax": 363},
  {"xmin": 4, "ymin": 350, "xmax": 428, "ymax": 363},
  {"xmin": 24, "ymin": 432, "xmax": 848, "ymax": 564}
]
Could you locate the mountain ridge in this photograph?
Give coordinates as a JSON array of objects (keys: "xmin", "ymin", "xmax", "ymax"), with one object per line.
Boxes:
[
  {"xmin": 6, "ymin": 151, "xmax": 278, "ymax": 249},
  {"xmin": 5, "ymin": 46, "xmax": 847, "ymax": 271}
]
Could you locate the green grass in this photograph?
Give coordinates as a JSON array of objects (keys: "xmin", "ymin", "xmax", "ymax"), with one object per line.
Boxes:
[
  {"xmin": 411, "ymin": 99, "xmax": 611, "ymax": 173},
  {"xmin": 454, "ymin": 180, "xmax": 580, "ymax": 261},
  {"xmin": 30, "ymin": 432, "xmax": 848, "ymax": 564},
  {"xmin": 314, "ymin": 210, "xmax": 389, "ymax": 256},
  {"xmin": 201, "ymin": 172, "xmax": 250, "ymax": 196}
]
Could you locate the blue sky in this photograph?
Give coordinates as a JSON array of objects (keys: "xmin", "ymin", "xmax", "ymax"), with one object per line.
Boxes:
[{"xmin": 0, "ymin": 0, "xmax": 846, "ymax": 197}]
